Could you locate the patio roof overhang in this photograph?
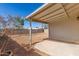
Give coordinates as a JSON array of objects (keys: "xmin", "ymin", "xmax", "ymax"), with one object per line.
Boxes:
[{"xmin": 26, "ymin": 3, "xmax": 79, "ymax": 23}]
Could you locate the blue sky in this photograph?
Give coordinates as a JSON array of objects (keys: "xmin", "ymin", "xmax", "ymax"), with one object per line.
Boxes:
[{"xmin": 0, "ymin": 3, "xmax": 44, "ymax": 28}]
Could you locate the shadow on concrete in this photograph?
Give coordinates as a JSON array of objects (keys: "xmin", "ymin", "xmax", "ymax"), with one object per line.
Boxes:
[{"xmin": 47, "ymin": 38, "xmax": 79, "ymax": 45}]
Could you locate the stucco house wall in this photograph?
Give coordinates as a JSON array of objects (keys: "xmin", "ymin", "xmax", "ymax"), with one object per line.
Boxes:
[{"xmin": 49, "ymin": 17, "xmax": 79, "ymax": 43}]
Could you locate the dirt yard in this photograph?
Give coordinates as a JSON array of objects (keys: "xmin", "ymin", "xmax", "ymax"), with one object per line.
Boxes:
[
  {"xmin": 5, "ymin": 29, "xmax": 48, "ymax": 56},
  {"xmin": 9, "ymin": 30, "xmax": 48, "ymax": 46}
]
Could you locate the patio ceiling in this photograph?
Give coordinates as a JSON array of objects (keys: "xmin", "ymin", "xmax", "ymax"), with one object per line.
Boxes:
[{"xmin": 26, "ymin": 3, "xmax": 79, "ymax": 23}]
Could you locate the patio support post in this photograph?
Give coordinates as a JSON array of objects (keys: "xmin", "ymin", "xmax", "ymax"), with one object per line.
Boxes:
[
  {"xmin": 42, "ymin": 23, "xmax": 43, "ymax": 29},
  {"xmin": 29, "ymin": 19, "xmax": 32, "ymax": 48}
]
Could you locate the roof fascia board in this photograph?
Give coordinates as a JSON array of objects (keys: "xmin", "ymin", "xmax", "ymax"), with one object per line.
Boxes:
[{"xmin": 26, "ymin": 3, "xmax": 48, "ymax": 19}]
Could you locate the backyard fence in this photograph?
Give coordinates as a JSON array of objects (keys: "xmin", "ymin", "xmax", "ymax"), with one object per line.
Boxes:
[{"xmin": 0, "ymin": 29, "xmax": 44, "ymax": 35}]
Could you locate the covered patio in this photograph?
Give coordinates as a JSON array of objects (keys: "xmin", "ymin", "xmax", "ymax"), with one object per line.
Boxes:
[{"xmin": 26, "ymin": 3, "xmax": 79, "ymax": 56}]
